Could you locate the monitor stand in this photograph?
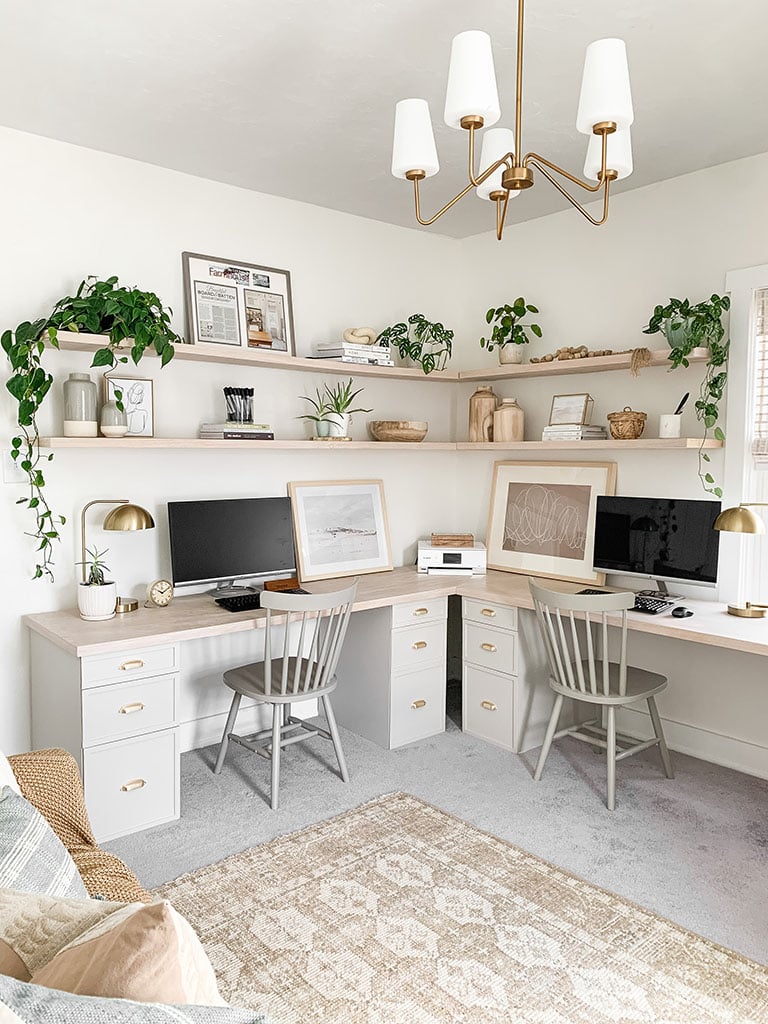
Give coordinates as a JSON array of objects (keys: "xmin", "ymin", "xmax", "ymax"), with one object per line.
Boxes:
[
  {"xmin": 207, "ymin": 580, "xmax": 258, "ymax": 598},
  {"xmin": 637, "ymin": 580, "xmax": 682, "ymax": 601}
]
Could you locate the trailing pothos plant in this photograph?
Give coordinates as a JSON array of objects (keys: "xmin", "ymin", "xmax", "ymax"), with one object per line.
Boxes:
[
  {"xmin": 2, "ymin": 276, "xmax": 179, "ymax": 580},
  {"xmin": 643, "ymin": 293, "xmax": 730, "ymax": 497},
  {"xmin": 377, "ymin": 313, "xmax": 454, "ymax": 374}
]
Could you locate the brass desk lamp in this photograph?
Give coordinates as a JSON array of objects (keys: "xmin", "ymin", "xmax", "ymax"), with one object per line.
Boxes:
[
  {"xmin": 714, "ymin": 504, "xmax": 767, "ymax": 617},
  {"xmin": 80, "ymin": 499, "xmax": 155, "ymax": 613}
]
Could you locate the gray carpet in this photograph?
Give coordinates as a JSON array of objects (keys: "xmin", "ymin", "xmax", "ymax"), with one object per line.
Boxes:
[{"xmin": 107, "ymin": 718, "xmax": 768, "ymax": 964}]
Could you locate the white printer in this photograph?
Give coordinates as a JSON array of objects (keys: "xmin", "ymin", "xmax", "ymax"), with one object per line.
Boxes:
[{"xmin": 417, "ymin": 540, "xmax": 487, "ymax": 575}]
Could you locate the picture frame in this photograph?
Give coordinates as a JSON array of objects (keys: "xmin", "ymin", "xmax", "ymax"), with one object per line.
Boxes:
[
  {"xmin": 181, "ymin": 251, "xmax": 295, "ymax": 355},
  {"xmin": 104, "ymin": 376, "xmax": 154, "ymax": 437},
  {"xmin": 288, "ymin": 479, "xmax": 393, "ymax": 583},
  {"xmin": 486, "ymin": 460, "xmax": 617, "ymax": 584},
  {"xmin": 549, "ymin": 393, "xmax": 594, "ymax": 426}
]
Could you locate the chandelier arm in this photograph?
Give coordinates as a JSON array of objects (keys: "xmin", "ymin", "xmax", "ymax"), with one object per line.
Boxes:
[
  {"xmin": 412, "ymin": 176, "xmax": 482, "ymax": 227},
  {"xmin": 527, "ymin": 158, "xmax": 612, "ymax": 226},
  {"xmin": 468, "ymin": 130, "xmax": 514, "ymax": 188},
  {"xmin": 523, "ymin": 150, "xmax": 606, "ymax": 193},
  {"xmin": 495, "ymin": 191, "xmax": 511, "ymax": 241}
]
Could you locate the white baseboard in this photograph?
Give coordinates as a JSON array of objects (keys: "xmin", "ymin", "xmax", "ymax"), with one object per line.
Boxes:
[
  {"xmin": 615, "ymin": 705, "xmax": 768, "ymax": 781},
  {"xmin": 180, "ymin": 699, "xmax": 319, "ymax": 753}
]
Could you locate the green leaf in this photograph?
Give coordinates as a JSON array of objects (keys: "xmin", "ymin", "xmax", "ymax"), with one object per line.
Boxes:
[
  {"xmin": 704, "ymin": 473, "xmax": 714, "ymax": 483},
  {"xmin": 714, "ymin": 487, "xmax": 723, "ymax": 498},
  {"xmin": 91, "ymin": 348, "xmax": 115, "ymax": 368},
  {"xmin": 702, "ymin": 452, "xmax": 710, "ymax": 462},
  {"xmin": 713, "ymin": 426, "xmax": 725, "ymax": 441}
]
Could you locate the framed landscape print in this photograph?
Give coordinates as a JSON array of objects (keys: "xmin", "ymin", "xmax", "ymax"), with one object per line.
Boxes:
[
  {"xmin": 181, "ymin": 252, "xmax": 295, "ymax": 354},
  {"xmin": 486, "ymin": 460, "xmax": 617, "ymax": 584},
  {"xmin": 288, "ymin": 480, "xmax": 393, "ymax": 583},
  {"xmin": 104, "ymin": 376, "xmax": 154, "ymax": 437},
  {"xmin": 548, "ymin": 393, "xmax": 594, "ymax": 426}
]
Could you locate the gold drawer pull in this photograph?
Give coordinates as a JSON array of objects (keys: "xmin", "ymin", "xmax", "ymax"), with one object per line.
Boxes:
[
  {"xmin": 411, "ymin": 699, "xmax": 427, "ymax": 710},
  {"xmin": 118, "ymin": 701, "xmax": 145, "ymax": 715},
  {"xmin": 413, "ymin": 607, "xmax": 429, "ymax": 616},
  {"xmin": 481, "ymin": 700, "xmax": 498, "ymax": 712},
  {"xmin": 119, "ymin": 659, "xmax": 145, "ymax": 671},
  {"xmin": 412, "ymin": 640, "xmax": 428, "ymax": 650},
  {"xmin": 480, "ymin": 642, "xmax": 497, "ymax": 653},
  {"xmin": 481, "ymin": 608, "xmax": 496, "ymax": 617},
  {"xmin": 120, "ymin": 778, "xmax": 146, "ymax": 793}
]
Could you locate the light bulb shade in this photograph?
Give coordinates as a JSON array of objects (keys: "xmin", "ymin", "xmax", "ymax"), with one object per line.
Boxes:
[
  {"xmin": 714, "ymin": 505, "xmax": 766, "ymax": 535},
  {"xmin": 584, "ymin": 126, "xmax": 633, "ymax": 180},
  {"xmin": 444, "ymin": 31, "xmax": 501, "ymax": 130},
  {"xmin": 103, "ymin": 503, "xmax": 155, "ymax": 531},
  {"xmin": 391, "ymin": 99, "xmax": 439, "ymax": 179},
  {"xmin": 476, "ymin": 128, "xmax": 519, "ymax": 200},
  {"xmin": 576, "ymin": 38, "xmax": 633, "ymax": 134}
]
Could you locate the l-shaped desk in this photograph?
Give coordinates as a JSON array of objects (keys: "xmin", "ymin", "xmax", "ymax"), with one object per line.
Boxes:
[{"xmin": 24, "ymin": 568, "xmax": 768, "ymax": 842}]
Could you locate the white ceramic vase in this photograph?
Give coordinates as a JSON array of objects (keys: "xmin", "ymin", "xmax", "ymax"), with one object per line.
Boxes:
[
  {"xmin": 498, "ymin": 346, "xmax": 524, "ymax": 365},
  {"xmin": 326, "ymin": 413, "xmax": 350, "ymax": 438},
  {"xmin": 77, "ymin": 581, "xmax": 117, "ymax": 621}
]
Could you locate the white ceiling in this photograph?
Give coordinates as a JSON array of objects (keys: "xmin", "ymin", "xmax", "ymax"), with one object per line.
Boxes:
[{"xmin": 1, "ymin": 1, "xmax": 766, "ymax": 238}]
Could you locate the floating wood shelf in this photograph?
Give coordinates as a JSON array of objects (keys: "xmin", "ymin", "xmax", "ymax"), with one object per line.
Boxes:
[
  {"xmin": 457, "ymin": 438, "xmax": 723, "ymax": 451},
  {"xmin": 458, "ymin": 348, "xmax": 710, "ymax": 380}
]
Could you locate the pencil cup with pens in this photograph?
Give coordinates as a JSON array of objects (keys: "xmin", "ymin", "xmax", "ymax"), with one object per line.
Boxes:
[{"xmin": 224, "ymin": 387, "xmax": 253, "ymax": 423}]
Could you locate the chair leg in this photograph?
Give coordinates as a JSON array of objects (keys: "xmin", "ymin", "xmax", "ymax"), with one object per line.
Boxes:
[
  {"xmin": 213, "ymin": 692, "xmax": 242, "ymax": 774},
  {"xmin": 606, "ymin": 705, "xmax": 616, "ymax": 811},
  {"xmin": 534, "ymin": 693, "xmax": 564, "ymax": 782},
  {"xmin": 648, "ymin": 696, "xmax": 675, "ymax": 779},
  {"xmin": 322, "ymin": 695, "xmax": 349, "ymax": 783},
  {"xmin": 270, "ymin": 704, "xmax": 281, "ymax": 810}
]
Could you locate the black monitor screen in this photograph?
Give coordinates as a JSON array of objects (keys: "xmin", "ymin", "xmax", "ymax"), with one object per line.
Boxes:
[
  {"xmin": 168, "ymin": 497, "xmax": 296, "ymax": 587},
  {"xmin": 593, "ymin": 496, "xmax": 721, "ymax": 586}
]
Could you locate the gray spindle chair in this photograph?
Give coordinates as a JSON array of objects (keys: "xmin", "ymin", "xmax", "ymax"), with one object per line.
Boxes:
[
  {"xmin": 213, "ymin": 582, "xmax": 357, "ymax": 809},
  {"xmin": 529, "ymin": 579, "xmax": 674, "ymax": 810}
]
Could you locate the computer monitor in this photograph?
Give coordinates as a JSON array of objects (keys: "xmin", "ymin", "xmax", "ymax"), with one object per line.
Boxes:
[
  {"xmin": 593, "ymin": 495, "xmax": 721, "ymax": 591},
  {"xmin": 168, "ymin": 496, "xmax": 296, "ymax": 595}
]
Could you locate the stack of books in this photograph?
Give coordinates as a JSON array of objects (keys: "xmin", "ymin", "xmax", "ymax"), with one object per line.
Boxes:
[
  {"xmin": 541, "ymin": 424, "xmax": 607, "ymax": 442},
  {"xmin": 311, "ymin": 342, "xmax": 394, "ymax": 366},
  {"xmin": 199, "ymin": 422, "xmax": 274, "ymax": 440}
]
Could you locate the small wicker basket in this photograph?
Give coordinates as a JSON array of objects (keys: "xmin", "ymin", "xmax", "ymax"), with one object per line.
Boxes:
[{"xmin": 607, "ymin": 406, "xmax": 647, "ymax": 440}]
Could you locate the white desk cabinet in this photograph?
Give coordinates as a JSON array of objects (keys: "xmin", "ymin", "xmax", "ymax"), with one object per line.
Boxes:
[{"xmin": 30, "ymin": 633, "xmax": 180, "ymax": 843}]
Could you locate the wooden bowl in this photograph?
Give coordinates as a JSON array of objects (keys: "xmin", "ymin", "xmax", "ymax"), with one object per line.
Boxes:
[{"xmin": 368, "ymin": 420, "xmax": 428, "ymax": 443}]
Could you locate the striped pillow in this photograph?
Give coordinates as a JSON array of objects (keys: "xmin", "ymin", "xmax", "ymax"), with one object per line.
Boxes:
[{"xmin": 0, "ymin": 786, "xmax": 87, "ymax": 898}]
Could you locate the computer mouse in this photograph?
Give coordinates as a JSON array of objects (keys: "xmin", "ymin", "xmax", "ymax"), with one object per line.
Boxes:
[{"xmin": 672, "ymin": 606, "xmax": 694, "ymax": 618}]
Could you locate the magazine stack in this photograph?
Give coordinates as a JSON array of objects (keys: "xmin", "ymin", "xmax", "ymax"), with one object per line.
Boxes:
[
  {"xmin": 310, "ymin": 342, "xmax": 394, "ymax": 366},
  {"xmin": 198, "ymin": 422, "xmax": 274, "ymax": 440},
  {"xmin": 541, "ymin": 424, "xmax": 607, "ymax": 442}
]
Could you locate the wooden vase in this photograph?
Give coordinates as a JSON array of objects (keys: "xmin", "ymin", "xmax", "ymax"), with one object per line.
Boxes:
[
  {"xmin": 469, "ymin": 385, "xmax": 498, "ymax": 442},
  {"xmin": 493, "ymin": 398, "xmax": 525, "ymax": 442}
]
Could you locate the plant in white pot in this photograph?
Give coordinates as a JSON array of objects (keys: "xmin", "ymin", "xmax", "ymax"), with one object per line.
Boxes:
[
  {"xmin": 297, "ymin": 387, "xmax": 333, "ymax": 438},
  {"xmin": 322, "ymin": 378, "xmax": 372, "ymax": 438},
  {"xmin": 480, "ymin": 298, "xmax": 542, "ymax": 364},
  {"xmin": 77, "ymin": 547, "xmax": 117, "ymax": 621}
]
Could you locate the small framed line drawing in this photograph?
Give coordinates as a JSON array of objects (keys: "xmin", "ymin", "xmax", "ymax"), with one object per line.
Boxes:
[
  {"xmin": 105, "ymin": 376, "xmax": 154, "ymax": 437},
  {"xmin": 548, "ymin": 393, "xmax": 594, "ymax": 426}
]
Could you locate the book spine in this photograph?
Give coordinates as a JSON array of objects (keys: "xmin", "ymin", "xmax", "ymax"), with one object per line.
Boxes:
[
  {"xmin": 200, "ymin": 432, "xmax": 275, "ymax": 440},
  {"xmin": 315, "ymin": 344, "xmax": 389, "ymax": 355}
]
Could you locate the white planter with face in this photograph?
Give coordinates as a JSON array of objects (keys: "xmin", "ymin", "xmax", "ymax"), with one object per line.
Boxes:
[{"xmin": 78, "ymin": 581, "xmax": 117, "ymax": 621}]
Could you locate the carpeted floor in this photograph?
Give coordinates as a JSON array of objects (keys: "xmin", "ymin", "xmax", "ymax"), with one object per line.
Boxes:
[{"xmin": 107, "ymin": 718, "xmax": 768, "ymax": 964}]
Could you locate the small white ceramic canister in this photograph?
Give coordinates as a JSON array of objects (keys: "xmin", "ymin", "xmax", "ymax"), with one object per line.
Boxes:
[{"xmin": 658, "ymin": 414, "xmax": 682, "ymax": 438}]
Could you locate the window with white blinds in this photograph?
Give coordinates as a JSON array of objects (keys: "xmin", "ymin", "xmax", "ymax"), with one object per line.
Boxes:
[{"xmin": 751, "ymin": 287, "xmax": 768, "ymax": 462}]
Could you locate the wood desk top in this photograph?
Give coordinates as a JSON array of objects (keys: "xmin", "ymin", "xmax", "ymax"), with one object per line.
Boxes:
[{"xmin": 23, "ymin": 567, "xmax": 768, "ymax": 660}]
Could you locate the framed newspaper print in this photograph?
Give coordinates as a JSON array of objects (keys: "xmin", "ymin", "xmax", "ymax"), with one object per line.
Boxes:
[{"xmin": 182, "ymin": 252, "xmax": 295, "ymax": 354}]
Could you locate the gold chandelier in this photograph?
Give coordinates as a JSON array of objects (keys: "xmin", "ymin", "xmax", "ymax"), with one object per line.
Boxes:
[{"xmin": 390, "ymin": 0, "xmax": 634, "ymax": 239}]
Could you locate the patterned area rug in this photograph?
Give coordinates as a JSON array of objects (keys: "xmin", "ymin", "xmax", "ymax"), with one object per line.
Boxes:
[{"xmin": 158, "ymin": 792, "xmax": 768, "ymax": 1024}]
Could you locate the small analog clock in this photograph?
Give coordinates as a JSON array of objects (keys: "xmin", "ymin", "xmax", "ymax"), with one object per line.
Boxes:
[{"xmin": 146, "ymin": 579, "xmax": 174, "ymax": 608}]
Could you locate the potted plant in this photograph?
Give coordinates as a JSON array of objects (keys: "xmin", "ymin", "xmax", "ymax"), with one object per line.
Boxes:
[
  {"xmin": 298, "ymin": 387, "xmax": 333, "ymax": 437},
  {"xmin": 322, "ymin": 378, "xmax": 373, "ymax": 438},
  {"xmin": 480, "ymin": 299, "xmax": 542, "ymax": 364},
  {"xmin": 377, "ymin": 314, "xmax": 454, "ymax": 374},
  {"xmin": 76, "ymin": 547, "xmax": 117, "ymax": 621},
  {"xmin": 643, "ymin": 293, "xmax": 730, "ymax": 497},
  {"xmin": 2, "ymin": 275, "xmax": 179, "ymax": 579}
]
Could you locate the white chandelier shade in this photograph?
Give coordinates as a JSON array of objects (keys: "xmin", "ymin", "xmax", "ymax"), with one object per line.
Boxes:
[
  {"xmin": 576, "ymin": 38, "xmax": 634, "ymax": 134},
  {"xmin": 444, "ymin": 31, "xmax": 501, "ymax": 129},
  {"xmin": 391, "ymin": 98, "xmax": 440, "ymax": 179},
  {"xmin": 476, "ymin": 128, "xmax": 520, "ymax": 200},
  {"xmin": 584, "ymin": 126, "xmax": 633, "ymax": 181}
]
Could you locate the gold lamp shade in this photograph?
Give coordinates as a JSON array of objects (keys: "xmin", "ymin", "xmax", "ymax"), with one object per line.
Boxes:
[
  {"xmin": 103, "ymin": 503, "xmax": 155, "ymax": 532},
  {"xmin": 714, "ymin": 505, "xmax": 766, "ymax": 535}
]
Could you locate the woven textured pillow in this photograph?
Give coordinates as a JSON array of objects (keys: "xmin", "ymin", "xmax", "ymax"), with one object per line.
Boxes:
[{"xmin": 0, "ymin": 787, "xmax": 87, "ymax": 898}]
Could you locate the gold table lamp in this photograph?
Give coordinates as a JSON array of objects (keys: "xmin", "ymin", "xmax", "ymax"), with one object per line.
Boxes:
[
  {"xmin": 80, "ymin": 499, "xmax": 155, "ymax": 613},
  {"xmin": 714, "ymin": 503, "xmax": 767, "ymax": 617}
]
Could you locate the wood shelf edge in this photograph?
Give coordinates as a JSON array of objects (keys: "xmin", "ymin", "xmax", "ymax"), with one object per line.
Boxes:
[{"xmin": 458, "ymin": 347, "xmax": 710, "ymax": 380}]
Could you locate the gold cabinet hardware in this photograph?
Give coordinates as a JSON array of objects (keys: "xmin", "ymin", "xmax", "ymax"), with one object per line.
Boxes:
[
  {"xmin": 481, "ymin": 608, "xmax": 496, "ymax": 617},
  {"xmin": 413, "ymin": 607, "xmax": 429, "ymax": 616},
  {"xmin": 412, "ymin": 640, "xmax": 428, "ymax": 650},
  {"xmin": 118, "ymin": 702, "xmax": 145, "ymax": 715},
  {"xmin": 411, "ymin": 699, "xmax": 427, "ymax": 709},
  {"xmin": 120, "ymin": 778, "xmax": 146, "ymax": 793},
  {"xmin": 119, "ymin": 659, "xmax": 145, "ymax": 671},
  {"xmin": 480, "ymin": 642, "xmax": 497, "ymax": 652},
  {"xmin": 481, "ymin": 700, "xmax": 498, "ymax": 711}
]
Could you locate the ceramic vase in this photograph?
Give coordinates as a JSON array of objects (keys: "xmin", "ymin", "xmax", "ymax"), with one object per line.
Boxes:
[
  {"xmin": 77, "ymin": 582, "xmax": 117, "ymax": 621},
  {"xmin": 498, "ymin": 346, "xmax": 524, "ymax": 365},
  {"xmin": 326, "ymin": 413, "xmax": 350, "ymax": 438},
  {"xmin": 100, "ymin": 399, "xmax": 129, "ymax": 437},
  {"xmin": 468, "ymin": 385, "xmax": 498, "ymax": 442},
  {"xmin": 493, "ymin": 397, "xmax": 525, "ymax": 442},
  {"xmin": 63, "ymin": 373, "xmax": 98, "ymax": 437}
]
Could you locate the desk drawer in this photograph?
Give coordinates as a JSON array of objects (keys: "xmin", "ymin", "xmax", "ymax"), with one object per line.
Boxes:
[
  {"xmin": 82, "ymin": 675, "xmax": 177, "ymax": 747},
  {"xmin": 463, "ymin": 664, "xmax": 515, "ymax": 751},
  {"xmin": 391, "ymin": 620, "xmax": 446, "ymax": 672},
  {"xmin": 464, "ymin": 621, "xmax": 517, "ymax": 674},
  {"xmin": 463, "ymin": 598, "xmax": 517, "ymax": 632},
  {"xmin": 392, "ymin": 597, "xmax": 447, "ymax": 628},
  {"xmin": 81, "ymin": 645, "xmax": 178, "ymax": 688},
  {"xmin": 389, "ymin": 665, "xmax": 445, "ymax": 748},
  {"xmin": 84, "ymin": 730, "xmax": 178, "ymax": 843}
]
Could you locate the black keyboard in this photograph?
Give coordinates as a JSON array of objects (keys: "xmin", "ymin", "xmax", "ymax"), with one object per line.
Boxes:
[
  {"xmin": 578, "ymin": 588, "xmax": 674, "ymax": 615},
  {"xmin": 215, "ymin": 588, "xmax": 309, "ymax": 613}
]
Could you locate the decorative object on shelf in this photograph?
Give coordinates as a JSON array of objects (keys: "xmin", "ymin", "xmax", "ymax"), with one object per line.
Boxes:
[
  {"xmin": 312, "ymin": 341, "xmax": 394, "ymax": 366},
  {"xmin": 643, "ymin": 293, "xmax": 730, "ymax": 498},
  {"xmin": 368, "ymin": 420, "xmax": 428, "ymax": 443},
  {"xmin": 182, "ymin": 251, "xmax": 295, "ymax": 355},
  {"xmin": 486, "ymin": 460, "xmax": 617, "ymax": 584},
  {"xmin": 549, "ymin": 393, "xmax": 593, "ymax": 426},
  {"xmin": 99, "ymin": 396, "xmax": 128, "ymax": 438},
  {"xmin": 199, "ymin": 421, "xmax": 274, "ymax": 440},
  {"xmin": 541, "ymin": 424, "xmax": 607, "ymax": 442},
  {"xmin": 298, "ymin": 387, "xmax": 332, "ymax": 437},
  {"xmin": 377, "ymin": 314, "xmax": 454, "ymax": 374},
  {"xmin": 79, "ymin": 499, "xmax": 155, "ymax": 616},
  {"xmin": 390, "ymin": 1, "xmax": 633, "ymax": 239},
  {"xmin": 493, "ymin": 398, "xmax": 525, "ymax": 442},
  {"xmin": 63, "ymin": 372, "xmax": 98, "ymax": 437},
  {"xmin": 431, "ymin": 533, "xmax": 474, "ymax": 547},
  {"xmin": 528, "ymin": 345, "xmax": 652, "ymax": 375},
  {"xmin": 104, "ymin": 376, "xmax": 153, "ymax": 436},
  {"xmin": 76, "ymin": 546, "xmax": 117, "ymax": 622},
  {"xmin": 342, "ymin": 328, "xmax": 378, "ymax": 346},
  {"xmin": 658, "ymin": 414, "xmax": 682, "ymax": 439},
  {"xmin": 299, "ymin": 378, "xmax": 372, "ymax": 440},
  {"xmin": 145, "ymin": 579, "xmax": 174, "ymax": 609},
  {"xmin": 223, "ymin": 386, "xmax": 254, "ymax": 423},
  {"xmin": 288, "ymin": 479, "xmax": 393, "ymax": 582},
  {"xmin": 607, "ymin": 406, "xmax": 647, "ymax": 440},
  {"xmin": 469, "ymin": 385, "xmax": 499, "ymax": 442},
  {"xmin": 480, "ymin": 299, "xmax": 542, "ymax": 365}
]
